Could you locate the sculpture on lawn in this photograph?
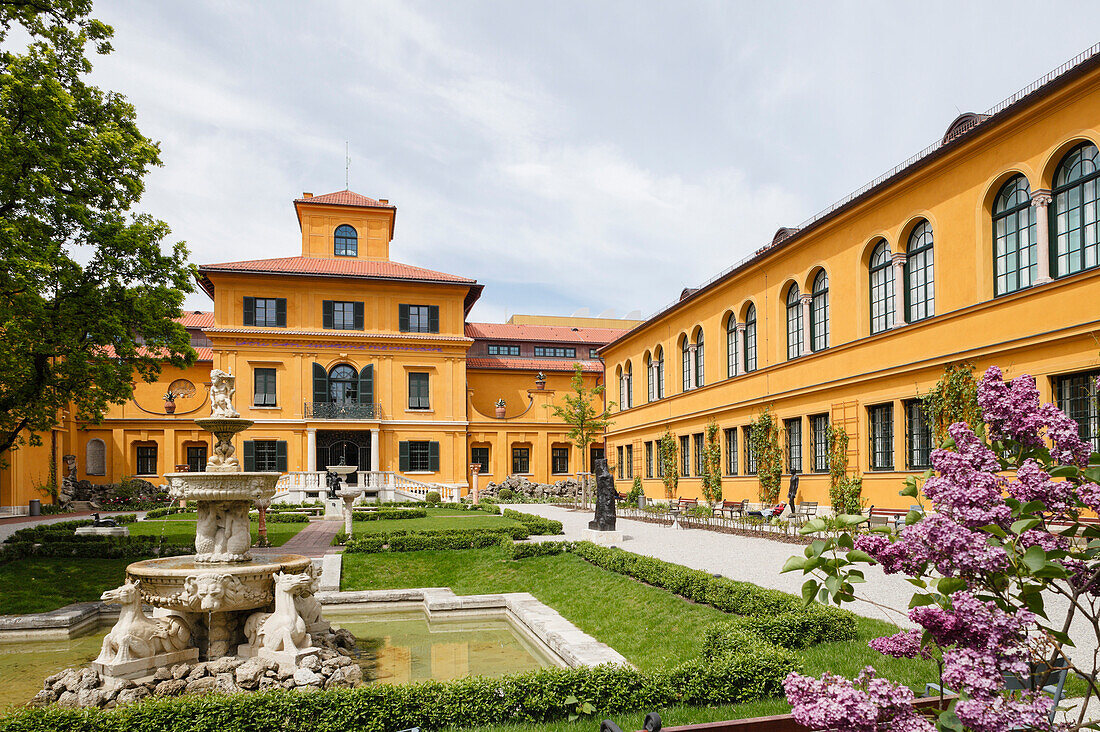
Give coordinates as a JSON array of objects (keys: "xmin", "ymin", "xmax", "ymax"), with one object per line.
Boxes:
[{"xmin": 588, "ymin": 458, "xmax": 617, "ymax": 531}]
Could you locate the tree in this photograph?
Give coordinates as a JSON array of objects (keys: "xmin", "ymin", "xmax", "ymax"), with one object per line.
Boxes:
[
  {"xmin": 547, "ymin": 363, "xmax": 613, "ymax": 476},
  {"xmin": 920, "ymin": 362, "xmax": 982, "ymax": 445},
  {"xmin": 0, "ymin": 1, "xmax": 195, "ymax": 459},
  {"xmin": 658, "ymin": 429, "xmax": 678, "ymax": 500},
  {"xmin": 700, "ymin": 419, "xmax": 722, "ymax": 505}
]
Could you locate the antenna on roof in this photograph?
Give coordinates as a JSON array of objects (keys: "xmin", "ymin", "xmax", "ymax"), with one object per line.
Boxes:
[{"xmin": 345, "ymin": 141, "xmax": 350, "ymax": 190}]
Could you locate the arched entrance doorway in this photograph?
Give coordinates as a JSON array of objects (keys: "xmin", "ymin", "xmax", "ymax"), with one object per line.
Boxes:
[{"xmin": 317, "ymin": 431, "xmax": 371, "ymax": 486}]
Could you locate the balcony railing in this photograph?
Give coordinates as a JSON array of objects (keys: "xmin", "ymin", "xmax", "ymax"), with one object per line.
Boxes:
[{"xmin": 304, "ymin": 401, "xmax": 383, "ymax": 420}]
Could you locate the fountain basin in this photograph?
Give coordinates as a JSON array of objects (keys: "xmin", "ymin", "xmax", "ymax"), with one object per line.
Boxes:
[
  {"xmin": 164, "ymin": 472, "xmax": 281, "ymax": 502},
  {"xmin": 127, "ymin": 554, "xmax": 311, "ymax": 613}
]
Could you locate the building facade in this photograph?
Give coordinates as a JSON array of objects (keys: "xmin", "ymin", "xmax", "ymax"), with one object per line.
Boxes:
[
  {"xmin": 0, "ymin": 191, "xmax": 635, "ymax": 509},
  {"xmin": 600, "ymin": 51, "xmax": 1100, "ymax": 509}
]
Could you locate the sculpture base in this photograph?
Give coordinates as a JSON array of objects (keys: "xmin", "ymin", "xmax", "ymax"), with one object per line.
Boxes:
[
  {"xmin": 323, "ymin": 499, "xmax": 344, "ymax": 520},
  {"xmin": 584, "ymin": 529, "xmax": 623, "ymax": 545},
  {"xmin": 75, "ymin": 526, "xmax": 129, "ymax": 537},
  {"xmin": 91, "ymin": 647, "xmax": 199, "ymax": 680},
  {"xmin": 237, "ymin": 643, "xmax": 319, "ymax": 669}
]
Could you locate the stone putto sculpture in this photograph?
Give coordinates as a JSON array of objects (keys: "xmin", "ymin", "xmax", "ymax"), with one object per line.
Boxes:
[
  {"xmin": 194, "ymin": 500, "xmax": 252, "ymax": 562},
  {"xmin": 209, "ymin": 369, "xmax": 240, "ymax": 419},
  {"xmin": 94, "ymin": 581, "xmax": 192, "ymax": 668}
]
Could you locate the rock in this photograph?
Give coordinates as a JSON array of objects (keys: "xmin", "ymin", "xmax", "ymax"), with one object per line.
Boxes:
[
  {"xmin": 29, "ymin": 689, "xmax": 56, "ymax": 707},
  {"xmin": 171, "ymin": 663, "xmax": 191, "ymax": 680},
  {"xmin": 214, "ymin": 673, "xmax": 238, "ymax": 695},
  {"xmin": 234, "ymin": 659, "xmax": 265, "ymax": 689},
  {"xmin": 154, "ymin": 679, "xmax": 187, "ymax": 697},
  {"xmin": 115, "ymin": 687, "xmax": 150, "ymax": 706},
  {"xmin": 44, "ymin": 671, "xmax": 67, "ymax": 687},
  {"xmin": 207, "ymin": 656, "xmax": 243, "ymax": 675},
  {"xmin": 258, "ymin": 676, "xmax": 280, "ymax": 691},
  {"xmin": 77, "ymin": 688, "xmax": 105, "ymax": 708},
  {"xmin": 153, "ymin": 666, "xmax": 172, "ymax": 682},
  {"xmin": 59, "ymin": 669, "xmax": 82, "ymax": 692},
  {"xmin": 279, "ymin": 678, "xmax": 296, "ymax": 690},
  {"xmin": 276, "ymin": 664, "xmax": 295, "ymax": 681},
  {"xmin": 77, "ymin": 668, "xmax": 99, "ymax": 690},
  {"xmin": 323, "ymin": 667, "xmax": 349, "ymax": 689},
  {"xmin": 299, "ymin": 654, "xmax": 321, "ymax": 671},
  {"xmin": 186, "ymin": 664, "xmax": 209, "ymax": 681},
  {"xmin": 333, "ymin": 628, "xmax": 357, "ymax": 649},
  {"xmin": 57, "ymin": 691, "xmax": 79, "ymax": 708},
  {"xmin": 342, "ymin": 663, "xmax": 363, "ymax": 685},
  {"xmin": 259, "ymin": 656, "xmax": 279, "ymax": 673},
  {"xmin": 184, "ymin": 676, "xmax": 218, "ymax": 695},
  {"xmin": 292, "ymin": 668, "xmax": 322, "ymax": 687}
]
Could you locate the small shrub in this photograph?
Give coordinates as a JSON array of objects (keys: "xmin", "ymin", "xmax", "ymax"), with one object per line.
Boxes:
[
  {"xmin": 498, "ymin": 487, "xmax": 515, "ymax": 501},
  {"xmin": 351, "ymin": 508, "xmax": 428, "ymax": 521},
  {"xmin": 425, "ymin": 491, "xmax": 441, "ymax": 504},
  {"xmin": 626, "ymin": 477, "xmax": 643, "ymax": 505},
  {"xmin": 264, "ymin": 512, "xmax": 310, "ymax": 523}
]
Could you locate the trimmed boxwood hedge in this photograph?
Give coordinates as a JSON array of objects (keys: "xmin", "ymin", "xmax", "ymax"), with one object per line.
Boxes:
[
  {"xmin": 0, "ymin": 515, "xmax": 188, "ymax": 565},
  {"xmin": 350, "ymin": 508, "xmax": 428, "ymax": 521},
  {"xmin": 144, "ymin": 506, "xmax": 195, "ymax": 519},
  {"xmin": 344, "ymin": 528, "xmax": 525, "ymax": 553},
  {"xmin": 264, "ymin": 512, "xmax": 311, "ymax": 523},
  {"xmin": 502, "ymin": 508, "xmax": 563, "ymax": 535}
]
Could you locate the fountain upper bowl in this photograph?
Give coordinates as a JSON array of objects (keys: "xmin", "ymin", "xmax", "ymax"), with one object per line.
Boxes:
[{"xmin": 164, "ymin": 471, "xmax": 281, "ymax": 502}]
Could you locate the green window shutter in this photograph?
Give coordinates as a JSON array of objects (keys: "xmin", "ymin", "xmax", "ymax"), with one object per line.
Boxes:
[
  {"xmin": 358, "ymin": 365, "xmax": 374, "ymax": 406},
  {"xmin": 243, "ymin": 441, "xmax": 255, "ymax": 472},
  {"xmin": 428, "ymin": 441, "xmax": 440, "ymax": 472},
  {"xmin": 275, "ymin": 441, "xmax": 288, "ymax": 472},
  {"xmin": 312, "ymin": 363, "xmax": 328, "ymax": 403},
  {"xmin": 275, "ymin": 298, "xmax": 287, "ymax": 327},
  {"xmin": 243, "ymin": 297, "xmax": 255, "ymax": 326},
  {"xmin": 322, "ymin": 300, "xmax": 334, "ymax": 329},
  {"xmin": 398, "ymin": 304, "xmax": 410, "ymax": 332},
  {"xmin": 353, "ymin": 302, "xmax": 364, "ymax": 330},
  {"xmin": 399, "ymin": 441, "xmax": 410, "ymax": 472},
  {"xmin": 428, "ymin": 306, "xmax": 440, "ymax": 333}
]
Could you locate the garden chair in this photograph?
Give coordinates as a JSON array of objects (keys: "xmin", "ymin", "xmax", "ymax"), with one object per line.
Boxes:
[
  {"xmin": 924, "ymin": 656, "xmax": 1068, "ymax": 723},
  {"xmin": 794, "ymin": 501, "xmax": 819, "ymax": 526}
]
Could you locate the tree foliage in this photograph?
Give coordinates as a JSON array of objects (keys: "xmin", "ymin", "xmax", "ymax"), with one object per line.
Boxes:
[
  {"xmin": 701, "ymin": 419, "xmax": 723, "ymax": 504},
  {"xmin": 919, "ymin": 362, "xmax": 982, "ymax": 445},
  {"xmin": 547, "ymin": 363, "xmax": 613, "ymax": 461},
  {"xmin": 658, "ymin": 429, "xmax": 678, "ymax": 499},
  {"xmin": 749, "ymin": 407, "xmax": 782, "ymax": 503},
  {"xmin": 825, "ymin": 424, "xmax": 862, "ymax": 514},
  {"xmin": 0, "ymin": 0, "xmax": 196, "ymax": 457}
]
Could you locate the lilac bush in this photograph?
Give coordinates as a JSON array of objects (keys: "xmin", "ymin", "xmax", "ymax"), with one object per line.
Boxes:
[{"xmin": 782, "ymin": 366, "xmax": 1100, "ymax": 732}]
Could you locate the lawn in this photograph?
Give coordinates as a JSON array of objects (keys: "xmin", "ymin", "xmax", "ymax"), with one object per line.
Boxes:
[
  {"xmin": 127, "ymin": 517, "xmax": 307, "ymax": 546},
  {"xmin": 349, "ymin": 512, "xmax": 523, "ymax": 536},
  {"xmin": 0, "ymin": 557, "xmax": 135, "ymax": 615}
]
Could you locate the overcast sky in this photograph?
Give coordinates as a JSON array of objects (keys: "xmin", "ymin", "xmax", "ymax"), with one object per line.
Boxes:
[{"xmin": 82, "ymin": 1, "xmax": 1100, "ymax": 322}]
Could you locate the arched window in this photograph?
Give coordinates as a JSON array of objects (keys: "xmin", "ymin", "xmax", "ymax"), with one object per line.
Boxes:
[
  {"xmin": 1052, "ymin": 142, "xmax": 1100, "ymax": 277},
  {"xmin": 618, "ymin": 366, "xmax": 626, "ymax": 410},
  {"xmin": 681, "ymin": 335, "xmax": 691, "ymax": 392},
  {"xmin": 654, "ymin": 346, "xmax": 665, "ymax": 398},
  {"xmin": 619, "ymin": 362, "xmax": 632, "ymax": 409},
  {"xmin": 785, "ymin": 284, "xmax": 803, "ymax": 360},
  {"xmin": 625, "ymin": 361, "xmax": 632, "ymax": 408},
  {"xmin": 743, "ymin": 304, "xmax": 757, "ymax": 372},
  {"xmin": 334, "ymin": 225, "xmax": 358, "ymax": 257},
  {"xmin": 329, "ymin": 364, "xmax": 358, "ymax": 403},
  {"xmin": 811, "ymin": 270, "xmax": 829, "ymax": 352},
  {"xmin": 869, "ymin": 240, "xmax": 895, "ymax": 334},
  {"xmin": 726, "ymin": 314, "xmax": 738, "ymax": 379},
  {"xmin": 993, "ymin": 175, "xmax": 1036, "ymax": 296},
  {"xmin": 694, "ymin": 330, "xmax": 705, "ymax": 388},
  {"xmin": 86, "ymin": 438, "xmax": 106, "ymax": 476},
  {"xmin": 905, "ymin": 221, "xmax": 935, "ymax": 322},
  {"xmin": 645, "ymin": 353, "xmax": 655, "ymax": 402}
]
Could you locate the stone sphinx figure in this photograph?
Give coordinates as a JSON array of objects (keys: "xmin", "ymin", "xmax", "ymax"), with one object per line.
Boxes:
[
  {"xmin": 94, "ymin": 581, "xmax": 190, "ymax": 665},
  {"xmin": 244, "ymin": 572, "xmax": 315, "ymax": 658},
  {"xmin": 209, "ymin": 369, "xmax": 240, "ymax": 419}
]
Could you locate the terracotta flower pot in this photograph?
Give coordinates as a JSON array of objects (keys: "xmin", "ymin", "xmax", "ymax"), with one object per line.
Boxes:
[
  {"xmin": 164, "ymin": 400, "xmax": 176, "ymax": 414},
  {"xmin": 495, "ymin": 406, "xmax": 506, "ymax": 418},
  {"xmin": 535, "ymin": 380, "xmax": 546, "ymax": 390}
]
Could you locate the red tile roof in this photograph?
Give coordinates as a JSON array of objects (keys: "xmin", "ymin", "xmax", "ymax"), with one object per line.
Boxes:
[
  {"xmin": 177, "ymin": 311, "xmax": 213, "ymax": 328},
  {"xmin": 467, "ymin": 357, "xmax": 604, "ymax": 374},
  {"xmin": 193, "ymin": 347, "xmax": 213, "ymax": 361},
  {"xmin": 465, "ymin": 322, "xmax": 628, "ymax": 345},
  {"xmin": 294, "ymin": 190, "xmax": 394, "ymax": 209}
]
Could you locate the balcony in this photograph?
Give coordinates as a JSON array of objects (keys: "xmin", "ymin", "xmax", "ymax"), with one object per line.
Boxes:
[{"xmin": 304, "ymin": 401, "xmax": 383, "ymax": 420}]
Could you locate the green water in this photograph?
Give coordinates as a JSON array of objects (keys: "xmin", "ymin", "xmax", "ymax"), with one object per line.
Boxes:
[{"xmin": 0, "ymin": 611, "xmax": 553, "ymax": 708}]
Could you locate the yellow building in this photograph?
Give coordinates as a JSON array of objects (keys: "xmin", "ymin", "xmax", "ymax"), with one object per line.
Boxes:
[
  {"xmin": 0, "ymin": 191, "xmax": 633, "ymax": 510},
  {"xmin": 600, "ymin": 51, "xmax": 1100, "ymax": 510}
]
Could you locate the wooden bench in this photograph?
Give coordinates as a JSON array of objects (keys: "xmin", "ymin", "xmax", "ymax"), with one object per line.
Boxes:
[
  {"xmin": 713, "ymin": 499, "xmax": 748, "ymax": 520},
  {"xmin": 675, "ymin": 498, "xmax": 699, "ymax": 513},
  {"xmin": 867, "ymin": 506, "xmax": 909, "ymax": 530}
]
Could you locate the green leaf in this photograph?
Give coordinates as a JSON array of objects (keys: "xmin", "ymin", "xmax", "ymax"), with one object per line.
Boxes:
[
  {"xmin": 1020, "ymin": 545, "xmax": 1047, "ymax": 572},
  {"xmin": 899, "ymin": 480, "xmax": 918, "ymax": 498},
  {"xmin": 837, "ymin": 532, "xmax": 854, "ymax": 549},
  {"xmin": 938, "ymin": 709, "xmax": 964, "ymax": 732},
  {"xmin": 845, "ymin": 549, "xmax": 874, "ymax": 564},
  {"xmin": 1050, "ymin": 465, "xmax": 1079, "ymax": 478},
  {"xmin": 905, "ymin": 510, "xmax": 923, "ymax": 525},
  {"xmin": 801, "ymin": 579, "xmax": 819, "ymax": 606},
  {"xmin": 936, "ymin": 577, "xmax": 966, "ymax": 596},
  {"xmin": 1021, "ymin": 591, "xmax": 1046, "ymax": 618},
  {"xmin": 1011, "ymin": 518, "xmax": 1041, "ymax": 535},
  {"xmin": 909, "ymin": 593, "xmax": 936, "ymax": 608},
  {"xmin": 564, "ymin": 695, "xmax": 578, "ymax": 705},
  {"xmin": 781, "ymin": 556, "xmax": 807, "ymax": 573}
]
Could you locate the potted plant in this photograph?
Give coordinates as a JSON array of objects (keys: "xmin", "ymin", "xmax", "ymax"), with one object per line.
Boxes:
[
  {"xmin": 494, "ymin": 398, "xmax": 506, "ymax": 418},
  {"xmin": 535, "ymin": 372, "xmax": 547, "ymax": 390},
  {"xmin": 163, "ymin": 389, "xmax": 178, "ymax": 414}
]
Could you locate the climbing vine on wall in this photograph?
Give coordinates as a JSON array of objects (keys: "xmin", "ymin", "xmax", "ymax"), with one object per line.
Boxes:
[
  {"xmin": 659, "ymin": 429, "xmax": 679, "ymax": 500},
  {"xmin": 920, "ymin": 363, "xmax": 983, "ymax": 445},
  {"xmin": 701, "ymin": 420, "xmax": 723, "ymax": 505},
  {"xmin": 825, "ymin": 424, "xmax": 863, "ymax": 515},
  {"xmin": 749, "ymin": 407, "xmax": 782, "ymax": 504}
]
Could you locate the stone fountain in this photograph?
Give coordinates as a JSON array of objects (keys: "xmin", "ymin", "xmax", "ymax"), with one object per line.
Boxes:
[
  {"xmin": 325, "ymin": 459, "xmax": 362, "ymax": 536},
  {"xmin": 89, "ymin": 370, "xmax": 333, "ymax": 677}
]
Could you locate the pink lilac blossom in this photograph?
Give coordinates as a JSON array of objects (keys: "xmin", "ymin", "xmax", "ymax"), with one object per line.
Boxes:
[
  {"xmin": 783, "ymin": 669, "xmax": 933, "ymax": 732},
  {"xmin": 1006, "ymin": 459, "xmax": 1074, "ymax": 514},
  {"xmin": 978, "ymin": 367, "xmax": 1046, "ymax": 447},
  {"xmin": 1040, "ymin": 401, "xmax": 1092, "ymax": 467},
  {"xmin": 923, "ymin": 423, "xmax": 1011, "ymax": 528},
  {"xmin": 863, "ymin": 514, "xmax": 1009, "ymax": 579},
  {"xmin": 954, "ymin": 694, "xmax": 1054, "ymax": 732},
  {"xmin": 1063, "ymin": 556, "xmax": 1100, "ymax": 596},
  {"xmin": 867, "ymin": 629, "xmax": 931, "ymax": 659},
  {"xmin": 1017, "ymin": 528, "xmax": 1069, "ymax": 553},
  {"xmin": 1078, "ymin": 482, "xmax": 1100, "ymax": 514}
]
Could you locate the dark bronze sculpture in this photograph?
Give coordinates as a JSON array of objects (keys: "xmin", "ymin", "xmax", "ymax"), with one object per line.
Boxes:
[
  {"xmin": 588, "ymin": 458, "xmax": 617, "ymax": 531},
  {"xmin": 325, "ymin": 470, "xmax": 341, "ymax": 499}
]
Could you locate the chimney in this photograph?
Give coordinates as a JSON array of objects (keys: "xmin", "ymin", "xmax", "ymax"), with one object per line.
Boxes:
[
  {"xmin": 302, "ymin": 192, "xmax": 313, "ymax": 198},
  {"xmin": 379, "ymin": 198, "xmax": 389, "ymax": 205}
]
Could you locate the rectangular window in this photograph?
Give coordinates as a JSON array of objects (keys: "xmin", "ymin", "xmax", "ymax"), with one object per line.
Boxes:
[
  {"xmin": 811, "ymin": 414, "xmax": 830, "ymax": 473},
  {"xmin": 512, "ymin": 447, "xmax": 531, "ymax": 474},
  {"xmin": 408, "ymin": 372, "xmax": 430, "ymax": 410},
  {"xmin": 552, "ymin": 447, "xmax": 569, "ymax": 475},
  {"xmin": 905, "ymin": 401, "xmax": 933, "ymax": 469},
  {"xmin": 785, "ymin": 418, "xmax": 802, "ymax": 473},
  {"xmin": 656, "ymin": 442, "xmax": 664, "ymax": 477},
  {"xmin": 693, "ymin": 433, "xmax": 703, "ymax": 476},
  {"xmin": 135, "ymin": 445, "xmax": 157, "ymax": 475},
  {"xmin": 253, "ymin": 368, "xmax": 277, "ymax": 407},
  {"xmin": 322, "ymin": 300, "xmax": 364, "ymax": 330},
  {"xmin": 487, "ymin": 344, "xmax": 521, "ymax": 356},
  {"xmin": 471, "ymin": 447, "xmax": 490, "ymax": 474},
  {"xmin": 590, "ymin": 348, "xmax": 599, "ymax": 358},
  {"xmin": 399, "ymin": 304, "xmax": 439, "ymax": 333},
  {"xmin": 1054, "ymin": 371, "xmax": 1100, "ymax": 452},
  {"xmin": 724, "ymin": 428, "xmax": 738, "ymax": 475},
  {"xmin": 253, "ymin": 440, "xmax": 279, "ymax": 472},
  {"xmin": 407, "ymin": 441, "xmax": 431, "ymax": 472},
  {"xmin": 645, "ymin": 441, "xmax": 654, "ymax": 478},
  {"xmin": 617, "ymin": 446, "xmax": 624, "ymax": 479},
  {"xmin": 533, "ymin": 346, "xmax": 576, "ymax": 358},
  {"xmin": 869, "ymin": 404, "xmax": 895, "ymax": 471},
  {"xmin": 625, "ymin": 444, "xmax": 634, "ymax": 479},
  {"xmin": 399, "ymin": 441, "xmax": 440, "ymax": 472},
  {"xmin": 243, "ymin": 297, "xmax": 286, "ymax": 327},
  {"xmin": 186, "ymin": 445, "xmax": 207, "ymax": 473},
  {"xmin": 680, "ymin": 435, "xmax": 690, "ymax": 476},
  {"xmin": 744, "ymin": 426, "xmax": 757, "ymax": 475}
]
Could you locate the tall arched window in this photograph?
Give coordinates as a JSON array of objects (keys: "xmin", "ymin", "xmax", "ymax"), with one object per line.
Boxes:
[
  {"xmin": 334, "ymin": 225, "xmax": 358, "ymax": 256},
  {"xmin": 811, "ymin": 270, "xmax": 829, "ymax": 352},
  {"xmin": 869, "ymin": 240, "xmax": 895, "ymax": 334},
  {"xmin": 905, "ymin": 221, "xmax": 935, "ymax": 322},
  {"xmin": 694, "ymin": 330, "xmax": 705, "ymax": 388},
  {"xmin": 1052, "ymin": 142, "xmax": 1100, "ymax": 277},
  {"xmin": 726, "ymin": 314, "xmax": 738, "ymax": 378},
  {"xmin": 645, "ymin": 353, "xmax": 654, "ymax": 402},
  {"xmin": 618, "ymin": 366, "xmax": 627, "ymax": 410},
  {"xmin": 625, "ymin": 361, "xmax": 633, "ymax": 409},
  {"xmin": 785, "ymin": 284, "xmax": 803, "ymax": 360},
  {"xmin": 743, "ymin": 304, "xmax": 757, "ymax": 372},
  {"xmin": 993, "ymin": 175, "xmax": 1037, "ymax": 295},
  {"xmin": 654, "ymin": 346, "xmax": 665, "ymax": 398},
  {"xmin": 329, "ymin": 364, "xmax": 358, "ymax": 403},
  {"xmin": 86, "ymin": 438, "xmax": 106, "ymax": 476},
  {"xmin": 681, "ymin": 335, "xmax": 691, "ymax": 392}
]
